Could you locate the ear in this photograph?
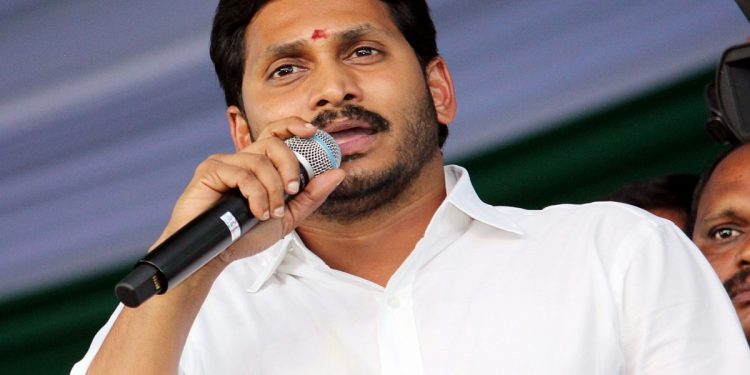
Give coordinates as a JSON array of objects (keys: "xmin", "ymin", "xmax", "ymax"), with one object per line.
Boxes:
[
  {"xmin": 227, "ymin": 105, "xmax": 252, "ymax": 151},
  {"xmin": 425, "ymin": 56, "xmax": 457, "ymax": 125}
]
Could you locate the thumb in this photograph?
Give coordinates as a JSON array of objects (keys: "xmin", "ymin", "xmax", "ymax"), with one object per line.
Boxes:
[{"xmin": 285, "ymin": 168, "xmax": 346, "ymax": 229}]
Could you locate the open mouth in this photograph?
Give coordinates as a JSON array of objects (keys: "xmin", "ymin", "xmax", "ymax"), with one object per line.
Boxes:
[
  {"xmin": 324, "ymin": 120, "xmax": 379, "ymax": 157},
  {"xmin": 311, "ymin": 105, "xmax": 391, "ymax": 158}
]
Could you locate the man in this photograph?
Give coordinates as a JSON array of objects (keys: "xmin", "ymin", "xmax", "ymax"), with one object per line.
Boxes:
[
  {"xmin": 605, "ymin": 174, "xmax": 699, "ymax": 232},
  {"xmin": 692, "ymin": 143, "xmax": 750, "ymax": 343},
  {"xmin": 73, "ymin": 0, "xmax": 750, "ymax": 373}
]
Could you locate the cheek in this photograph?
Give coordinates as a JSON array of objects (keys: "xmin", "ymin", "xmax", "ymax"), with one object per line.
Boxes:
[
  {"xmin": 362, "ymin": 65, "xmax": 424, "ymax": 103},
  {"xmin": 705, "ymin": 251, "xmax": 738, "ymax": 281},
  {"xmin": 363, "ymin": 75, "xmax": 401, "ymax": 108}
]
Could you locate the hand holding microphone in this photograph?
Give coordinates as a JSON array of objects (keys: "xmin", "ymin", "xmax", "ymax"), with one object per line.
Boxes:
[{"xmin": 116, "ymin": 126, "xmax": 342, "ymax": 307}]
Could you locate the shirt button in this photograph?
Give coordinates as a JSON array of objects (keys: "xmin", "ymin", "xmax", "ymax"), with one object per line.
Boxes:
[{"xmin": 387, "ymin": 296, "xmax": 400, "ymax": 309}]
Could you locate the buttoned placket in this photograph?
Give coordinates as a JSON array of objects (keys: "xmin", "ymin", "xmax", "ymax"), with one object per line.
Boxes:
[
  {"xmin": 378, "ymin": 260, "xmax": 424, "ymax": 375},
  {"xmin": 274, "ymin": 233, "xmax": 446, "ymax": 375},
  {"xmin": 376, "ymin": 199, "xmax": 476, "ymax": 375}
]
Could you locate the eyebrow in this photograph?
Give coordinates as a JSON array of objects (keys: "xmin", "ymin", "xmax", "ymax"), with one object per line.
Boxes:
[
  {"xmin": 702, "ymin": 209, "xmax": 746, "ymax": 224},
  {"xmin": 335, "ymin": 24, "xmax": 380, "ymax": 43},
  {"xmin": 263, "ymin": 24, "xmax": 384, "ymax": 62},
  {"xmin": 265, "ymin": 39, "xmax": 307, "ymax": 62}
]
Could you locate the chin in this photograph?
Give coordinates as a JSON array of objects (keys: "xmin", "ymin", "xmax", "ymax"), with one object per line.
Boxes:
[{"xmin": 339, "ymin": 154, "xmax": 391, "ymax": 177}]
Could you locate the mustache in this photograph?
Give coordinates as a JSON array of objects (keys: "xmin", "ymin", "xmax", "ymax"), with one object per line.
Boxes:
[
  {"xmin": 310, "ymin": 105, "xmax": 390, "ymax": 132},
  {"xmin": 723, "ymin": 268, "xmax": 750, "ymax": 298}
]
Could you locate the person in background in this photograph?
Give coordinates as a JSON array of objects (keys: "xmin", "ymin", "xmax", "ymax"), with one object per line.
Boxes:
[
  {"xmin": 692, "ymin": 143, "xmax": 750, "ymax": 343},
  {"xmin": 605, "ymin": 173, "xmax": 698, "ymax": 232}
]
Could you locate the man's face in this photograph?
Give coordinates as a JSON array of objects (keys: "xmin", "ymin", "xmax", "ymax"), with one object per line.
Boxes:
[
  {"xmin": 236, "ymin": 0, "xmax": 453, "ymax": 221},
  {"xmin": 693, "ymin": 144, "xmax": 750, "ymax": 340}
]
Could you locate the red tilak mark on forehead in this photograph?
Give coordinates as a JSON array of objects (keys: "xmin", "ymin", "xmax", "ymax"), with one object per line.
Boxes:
[{"xmin": 311, "ymin": 29, "xmax": 328, "ymax": 40}]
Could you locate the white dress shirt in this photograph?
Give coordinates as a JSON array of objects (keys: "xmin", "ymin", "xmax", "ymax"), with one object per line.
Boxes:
[{"xmin": 73, "ymin": 165, "xmax": 750, "ymax": 374}]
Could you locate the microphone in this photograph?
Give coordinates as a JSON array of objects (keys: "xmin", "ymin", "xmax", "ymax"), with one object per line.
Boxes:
[{"xmin": 115, "ymin": 130, "xmax": 341, "ymax": 308}]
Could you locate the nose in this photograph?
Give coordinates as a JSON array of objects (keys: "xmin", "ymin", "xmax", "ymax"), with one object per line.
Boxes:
[
  {"xmin": 307, "ymin": 61, "xmax": 362, "ymax": 110},
  {"xmin": 735, "ymin": 237, "xmax": 750, "ymax": 268}
]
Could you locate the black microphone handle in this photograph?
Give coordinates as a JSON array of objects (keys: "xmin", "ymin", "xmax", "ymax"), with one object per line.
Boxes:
[{"xmin": 115, "ymin": 189, "xmax": 258, "ymax": 307}]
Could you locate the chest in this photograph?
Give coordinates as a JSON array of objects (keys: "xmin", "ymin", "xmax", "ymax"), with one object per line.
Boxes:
[{"xmin": 185, "ymin": 240, "xmax": 624, "ymax": 374}]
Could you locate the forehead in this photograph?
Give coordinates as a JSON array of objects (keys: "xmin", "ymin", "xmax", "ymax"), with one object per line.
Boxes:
[
  {"xmin": 245, "ymin": 0, "xmax": 396, "ymax": 52},
  {"xmin": 700, "ymin": 146, "xmax": 750, "ymax": 212}
]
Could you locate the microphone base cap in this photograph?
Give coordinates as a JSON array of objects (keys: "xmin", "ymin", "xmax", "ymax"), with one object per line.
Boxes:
[{"xmin": 115, "ymin": 264, "xmax": 162, "ymax": 308}]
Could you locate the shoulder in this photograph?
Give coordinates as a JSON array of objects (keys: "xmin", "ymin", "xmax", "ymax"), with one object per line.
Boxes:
[
  {"xmin": 484, "ymin": 201, "xmax": 695, "ymax": 274},
  {"xmin": 494, "ymin": 200, "xmax": 674, "ymax": 236}
]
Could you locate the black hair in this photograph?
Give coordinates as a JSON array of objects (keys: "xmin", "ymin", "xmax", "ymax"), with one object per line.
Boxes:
[
  {"xmin": 209, "ymin": 0, "xmax": 448, "ymax": 147},
  {"xmin": 605, "ymin": 174, "xmax": 699, "ymax": 233}
]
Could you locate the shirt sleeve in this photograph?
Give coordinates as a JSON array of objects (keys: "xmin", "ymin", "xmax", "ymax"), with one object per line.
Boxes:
[
  {"xmin": 70, "ymin": 303, "xmax": 193, "ymax": 374},
  {"xmin": 69, "ymin": 304, "xmax": 123, "ymax": 374},
  {"xmin": 613, "ymin": 218, "xmax": 750, "ymax": 374}
]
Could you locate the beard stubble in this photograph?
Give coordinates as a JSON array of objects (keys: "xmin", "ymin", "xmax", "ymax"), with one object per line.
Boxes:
[{"xmin": 313, "ymin": 92, "xmax": 441, "ymax": 223}]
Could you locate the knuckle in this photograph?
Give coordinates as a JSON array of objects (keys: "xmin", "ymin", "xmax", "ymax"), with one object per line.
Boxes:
[
  {"xmin": 260, "ymin": 137, "xmax": 288, "ymax": 153},
  {"xmin": 206, "ymin": 153, "xmax": 226, "ymax": 163},
  {"xmin": 250, "ymin": 153, "xmax": 272, "ymax": 165},
  {"xmin": 236, "ymin": 170, "xmax": 255, "ymax": 185},
  {"xmin": 198, "ymin": 154, "xmax": 225, "ymax": 169},
  {"xmin": 195, "ymin": 160, "xmax": 217, "ymax": 175}
]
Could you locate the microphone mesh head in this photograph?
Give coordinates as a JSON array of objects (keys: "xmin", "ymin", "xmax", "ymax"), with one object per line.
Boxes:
[{"xmin": 284, "ymin": 130, "xmax": 342, "ymax": 177}]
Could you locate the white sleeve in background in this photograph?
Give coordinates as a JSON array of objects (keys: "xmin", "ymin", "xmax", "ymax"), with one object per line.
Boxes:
[{"xmin": 615, "ymin": 219, "xmax": 750, "ymax": 374}]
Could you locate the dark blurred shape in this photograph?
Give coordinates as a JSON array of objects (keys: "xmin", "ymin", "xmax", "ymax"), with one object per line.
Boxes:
[
  {"xmin": 705, "ymin": 42, "xmax": 750, "ymax": 145},
  {"xmin": 605, "ymin": 173, "xmax": 699, "ymax": 232}
]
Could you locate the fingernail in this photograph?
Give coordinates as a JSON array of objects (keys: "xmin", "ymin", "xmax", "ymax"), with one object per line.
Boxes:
[
  {"xmin": 304, "ymin": 123, "xmax": 315, "ymax": 128},
  {"xmin": 273, "ymin": 206, "xmax": 285, "ymax": 218},
  {"xmin": 288, "ymin": 181, "xmax": 300, "ymax": 194},
  {"xmin": 261, "ymin": 210, "xmax": 270, "ymax": 220}
]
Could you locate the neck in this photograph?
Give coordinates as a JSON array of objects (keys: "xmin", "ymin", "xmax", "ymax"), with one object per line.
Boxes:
[{"xmin": 296, "ymin": 157, "xmax": 446, "ymax": 286}]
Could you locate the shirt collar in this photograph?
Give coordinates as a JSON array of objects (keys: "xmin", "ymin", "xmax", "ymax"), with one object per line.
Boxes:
[
  {"xmin": 443, "ymin": 165, "xmax": 524, "ymax": 235},
  {"xmin": 244, "ymin": 164, "xmax": 523, "ymax": 292},
  {"xmin": 244, "ymin": 238, "xmax": 292, "ymax": 293}
]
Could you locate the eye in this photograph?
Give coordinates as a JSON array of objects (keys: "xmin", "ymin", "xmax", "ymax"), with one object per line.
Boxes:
[
  {"xmin": 270, "ymin": 64, "xmax": 302, "ymax": 79},
  {"xmin": 347, "ymin": 46, "xmax": 382, "ymax": 60},
  {"xmin": 710, "ymin": 227, "xmax": 741, "ymax": 241},
  {"xmin": 354, "ymin": 47, "xmax": 378, "ymax": 56}
]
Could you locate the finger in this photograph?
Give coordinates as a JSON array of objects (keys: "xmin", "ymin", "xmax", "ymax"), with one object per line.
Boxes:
[
  {"xmin": 215, "ymin": 168, "xmax": 345, "ymax": 264},
  {"xmin": 255, "ymin": 119, "xmax": 317, "ymax": 142},
  {"xmin": 283, "ymin": 169, "xmax": 346, "ymax": 231},
  {"xmin": 200, "ymin": 154, "xmax": 279, "ymax": 221},
  {"xmin": 195, "ymin": 152, "xmax": 290, "ymax": 220},
  {"xmin": 241, "ymin": 137, "xmax": 302, "ymax": 196},
  {"xmin": 240, "ymin": 118, "xmax": 317, "ymax": 196},
  {"xmin": 154, "ymin": 153, "xmax": 273, "ymax": 248}
]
